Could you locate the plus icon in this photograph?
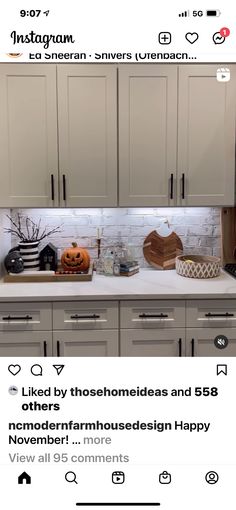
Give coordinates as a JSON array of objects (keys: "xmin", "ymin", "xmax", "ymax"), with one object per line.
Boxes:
[{"xmin": 158, "ymin": 32, "xmax": 172, "ymax": 45}]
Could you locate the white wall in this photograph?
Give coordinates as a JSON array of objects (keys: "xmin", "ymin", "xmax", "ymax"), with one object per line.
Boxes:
[
  {"xmin": 0, "ymin": 210, "xmax": 11, "ymax": 276},
  {"xmin": 9, "ymin": 207, "xmax": 221, "ymax": 267}
]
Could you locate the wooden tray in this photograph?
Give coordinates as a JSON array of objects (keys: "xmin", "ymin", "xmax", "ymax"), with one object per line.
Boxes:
[
  {"xmin": 4, "ymin": 265, "xmax": 93, "ymax": 283},
  {"xmin": 143, "ymin": 230, "xmax": 183, "ymax": 270}
]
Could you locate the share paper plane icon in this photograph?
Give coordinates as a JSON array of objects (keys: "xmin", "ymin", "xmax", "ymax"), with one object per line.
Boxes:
[{"xmin": 53, "ymin": 365, "xmax": 65, "ymax": 375}]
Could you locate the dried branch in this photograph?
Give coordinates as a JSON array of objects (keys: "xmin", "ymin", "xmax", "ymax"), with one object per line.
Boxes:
[{"xmin": 4, "ymin": 214, "xmax": 63, "ymax": 243}]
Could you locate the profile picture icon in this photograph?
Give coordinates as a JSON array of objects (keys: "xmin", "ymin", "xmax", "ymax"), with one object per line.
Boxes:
[
  {"xmin": 205, "ymin": 471, "xmax": 219, "ymax": 484},
  {"xmin": 8, "ymin": 386, "xmax": 18, "ymax": 396},
  {"xmin": 6, "ymin": 53, "xmax": 23, "ymax": 58}
]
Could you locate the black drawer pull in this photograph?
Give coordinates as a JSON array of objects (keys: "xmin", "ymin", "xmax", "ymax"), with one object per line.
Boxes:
[
  {"xmin": 205, "ymin": 312, "xmax": 234, "ymax": 318},
  {"xmin": 191, "ymin": 338, "xmax": 195, "ymax": 357},
  {"xmin": 170, "ymin": 173, "xmax": 174, "ymax": 200},
  {"xmin": 43, "ymin": 341, "xmax": 47, "ymax": 357},
  {"xmin": 2, "ymin": 315, "xmax": 33, "ymax": 321},
  {"xmin": 139, "ymin": 313, "xmax": 169, "ymax": 319},
  {"xmin": 70, "ymin": 314, "xmax": 100, "ymax": 320},
  {"xmin": 181, "ymin": 173, "xmax": 185, "ymax": 199},
  {"xmin": 51, "ymin": 174, "xmax": 55, "ymax": 201},
  {"xmin": 62, "ymin": 174, "xmax": 66, "ymax": 201},
  {"xmin": 57, "ymin": 340, "xmax": 60, "ymax": 357},
  {"xmin": 178, "ymin": 338, "xmax": 182, "ymax": 357}
]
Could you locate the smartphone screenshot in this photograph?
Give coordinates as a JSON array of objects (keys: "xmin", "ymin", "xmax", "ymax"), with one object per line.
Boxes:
[{"xmin": 0, "ymin": 1, "xmax": 236, "ymax": 508}]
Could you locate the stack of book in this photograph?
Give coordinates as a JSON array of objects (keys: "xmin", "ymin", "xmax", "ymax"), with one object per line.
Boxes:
[{"xmin": 119, "ymin": 260, "xmax": 139, "ymax": 277}]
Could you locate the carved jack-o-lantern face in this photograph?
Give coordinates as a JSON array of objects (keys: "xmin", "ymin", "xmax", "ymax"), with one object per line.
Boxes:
[{"xmin": 61, "ymin": 242, "xmax": 90, "ymax": 272}]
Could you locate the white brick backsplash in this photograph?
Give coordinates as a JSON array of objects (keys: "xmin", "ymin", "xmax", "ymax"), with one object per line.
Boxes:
[
  {"xmin": 3, "ymin": 207, "xmax": 221, "ymax": 268},
  {"xmin": 0, "ymin": 209, "xmax": 11, "ymax": 276},
  {"xmin": 213, "ymin": 247, "xmax": 221, "ymax": 258},
  {"xmin": 186, "ymin": 226, "xmax": 213, "ymax": 236},
  {"xmin": 212, "ymin": 225, "xmax": 221, "ymax": 236}
]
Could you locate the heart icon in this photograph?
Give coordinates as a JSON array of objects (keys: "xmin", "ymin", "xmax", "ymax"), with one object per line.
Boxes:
[
  {"xmin": 185, "ymin": 32, "xmax": 199, "ymax": 44},
  {"xmin": 8, "ymin": 364, "xmax": 21, "ymax": 376}
]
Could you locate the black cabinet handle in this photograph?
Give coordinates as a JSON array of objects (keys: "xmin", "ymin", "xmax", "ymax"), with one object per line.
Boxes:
[
  {"xmin": 205, "ymin": 312, "xmax": 234, "ymax": 317},
  {"xmin": 178, "ymin": 338, "xmax": 182, "ymax": 357},
  {"xmin": 43, "ymin": 341, "xmax": 47, "ymax": 357},
  {"xmin": 191, "ymin": 338, "xmax": 195, "ymax": 357},
  {"xmin": 62, "ymin": 174, "xmax": 66, "ymax": 201},
  {"xmin": 170, "ymin": 173, "xmax": 174, "ymax": 200},
  {"xmin": 50, "ymin": 174, "xmax": 55, "ymax": 201},
  {"xmin": 181, "ymin": 173, "xmax": 185, "ymax": 199},
  {"xmin": 139, "ymin": 313, "xmax": 168, "ymax": 319},
  {"xmin": 70, "ymin": 314, "xmax": 100, "ymax": 320},
  {"xmin": 2, "ymin": 315, "xmax": 32, "ymax": 321},
  {"xmin": 57, "ymin": 340, "xmax": 60, "ymax": 357}
]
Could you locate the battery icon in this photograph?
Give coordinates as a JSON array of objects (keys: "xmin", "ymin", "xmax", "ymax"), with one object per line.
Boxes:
[{"xmin": 206, "ymin": 9, "xmax": 221, "ymax": 16}]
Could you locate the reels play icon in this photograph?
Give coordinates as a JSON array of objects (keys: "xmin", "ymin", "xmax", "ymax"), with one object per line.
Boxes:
[
  {"xmin": 112, "ymin": 471, "xmax": 125, "ymax": 484},
  {"xmin": 216, "ymin": 68, "xmax": 230, "ymax": 82}
]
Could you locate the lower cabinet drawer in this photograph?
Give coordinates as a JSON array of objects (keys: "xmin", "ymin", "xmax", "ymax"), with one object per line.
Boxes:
[
  {"xmin": 186, "ymin": 300, "xmax": 236, "ymax": 327},
  {"xmin": 186, "ymin": 328, "xmax": 236, "ymax": 356},
  {"xmin": 53, "ymin": 330, "xmax": 119, "ymax": 356},
  {"xmin": 120, "ymin": 329, "xmax": 185, "ymax": 357},
  {"xmin": 0, "ymin": 331, "xmax": 52, "ymax": 356},
  {"xmin": 0, "ymin": 302, "xmax": 52, "ymax": 331},
  {"xmin": 53, "ymin": 301, "xmax": 118, "ymax": 330},
  {"xmin": 120, "ymin": 300, "xmax": 185, "ymax": 329}
]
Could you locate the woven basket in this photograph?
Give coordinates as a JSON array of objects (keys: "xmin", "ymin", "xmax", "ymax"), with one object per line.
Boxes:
[{"xmin": 176, "ymin": 255, "xmax": 221, "ymax": 279}]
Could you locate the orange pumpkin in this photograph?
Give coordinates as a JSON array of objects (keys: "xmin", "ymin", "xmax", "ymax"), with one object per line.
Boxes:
[{"xmin": 61, "ymin": 242, "xmax": 90, "ymax": 272}]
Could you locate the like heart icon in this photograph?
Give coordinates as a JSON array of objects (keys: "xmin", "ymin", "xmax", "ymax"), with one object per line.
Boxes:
[
  {"xmin": 8, "ymin": 364, "xmax": 21, "ymax": 376},
  {"xmin": 185, "ymin": 32, "xmax": 199, "ymax": 44}
]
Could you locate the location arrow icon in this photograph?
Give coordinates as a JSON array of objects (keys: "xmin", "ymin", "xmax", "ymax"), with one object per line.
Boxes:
[{"xmin": 53, "ymin": 364, "xmax": 65, "ymax": 375}]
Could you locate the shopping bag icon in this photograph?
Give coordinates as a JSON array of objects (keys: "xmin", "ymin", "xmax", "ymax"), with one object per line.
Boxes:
[{"xmin": 159, "ymin": 470, "xmax": 171, "ymax": 484}]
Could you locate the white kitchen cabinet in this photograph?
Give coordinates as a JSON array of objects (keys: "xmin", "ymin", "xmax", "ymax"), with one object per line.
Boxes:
[
  {"xmin": 119, "ymin": 65, "xmax": 178, "ymax": 206},
  {"xmin": 0, "ymin": 302, "xmax": 52, "ymax": 331},
  {"xmin": 0, "ymin": 63, "xmax": 235, "ymax": 208},
  {"xmin": 0, "ymin": 64, "xmax": 58, "ymax": 207},
  {"xmin": 120, "ymin": 300, "xmax": 185, "ymax": 329},
  {"xmin": 0, "ymin": 302, "xmax": 52, "ymax": 356},
  {"xmin": 53, "ymin": 301, "xmax": 118, "ymax": 330},
  {"xmin": 186, "ymin": 299, "xmax": 236, "ymax": 328},
  {"xmin": 120, "ymin": 329, "xmax": 185, "ymax": 357},
  {"xmin": 53, "ymin": 330, "xmax": 119, "ymax": 356},
  {"xmin": 186, "ymin": 329, "xmax": 236, "ymax": 356},
  {"xmin": 0, "ymin": 64, "xmax": 117, "ymax": 208},
  {"xmin": 178, "ymin": 65, "xmax": 236, "ymax": 206},
  {"xmin": 57, "ymin": 65, "xmax": 117, "ymax": 206},
  {"xmin": 0, "ymin": 331, "xmax": 52, "ymax": 356},
  {"xmin": 119, "ymin": 64, "xmax": 236, "ymax": 207},
  {"xmin": 53, "ymin": 300, "xmax": 119, "ymax": 356}
]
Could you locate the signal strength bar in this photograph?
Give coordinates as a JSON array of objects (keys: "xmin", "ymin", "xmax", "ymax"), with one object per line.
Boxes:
[{"xmin": 178, "ymin": 10, "xmax": 190, "ymax": 17}]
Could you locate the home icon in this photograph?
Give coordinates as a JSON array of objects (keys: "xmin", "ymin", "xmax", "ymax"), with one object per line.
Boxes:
[{"xmin": 18, "ymin": 471, "xmax": 31, "ymax": 485}]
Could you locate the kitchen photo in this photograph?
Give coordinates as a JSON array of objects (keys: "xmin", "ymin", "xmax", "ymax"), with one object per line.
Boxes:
[{"xmin": 0, "ymin": 62, "xmax": 236, "ymax": 357}]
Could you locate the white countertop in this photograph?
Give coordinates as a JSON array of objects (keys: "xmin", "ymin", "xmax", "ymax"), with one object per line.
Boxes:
[{"xmin": 0, "ymin": 269, "xmax": 236, "ymax": 301}]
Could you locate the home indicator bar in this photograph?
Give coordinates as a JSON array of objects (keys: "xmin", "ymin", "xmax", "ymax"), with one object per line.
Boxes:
[{"xmin": 76, "ymin": 504, "xmax": 161, "ymax": 507}]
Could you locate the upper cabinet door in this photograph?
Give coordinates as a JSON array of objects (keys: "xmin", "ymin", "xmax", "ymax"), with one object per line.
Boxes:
[
  {"xmin": 0, "ymin": 64, "xmax": 58, "ymax": 207},
  {"xmin": 119, "ymin": 65, "xmax": 177, "ymax": 206},
  {"xmin": 57, "ymin": 65, "xmax": 117, "ymax": 207},
  {"xmin": 178, "ymin": 65, "xmax": 236, "ymax": 206}
]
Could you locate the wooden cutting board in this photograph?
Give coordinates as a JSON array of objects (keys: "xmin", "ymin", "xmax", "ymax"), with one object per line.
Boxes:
[{"xmin": 143, "ymin": 230, "xmax": 183, "ymax": 270}]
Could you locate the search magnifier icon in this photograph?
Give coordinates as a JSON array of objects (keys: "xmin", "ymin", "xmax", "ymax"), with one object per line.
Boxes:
[{"xmin": 65, "ymin": 471, "xmax": 78, "ymax": 484}]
